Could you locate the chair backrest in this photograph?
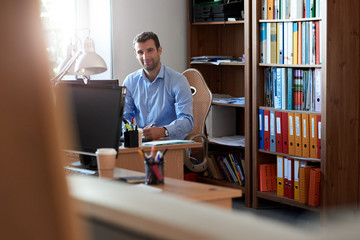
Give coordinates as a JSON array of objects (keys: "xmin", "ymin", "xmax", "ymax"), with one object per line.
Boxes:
[
  {"xmin": 182, "ymin": 69, "xmax": 212, "ymax": 172},
  {"xmin": 182, "ymin": 68, "xmax": 212, "ymax": 139}
]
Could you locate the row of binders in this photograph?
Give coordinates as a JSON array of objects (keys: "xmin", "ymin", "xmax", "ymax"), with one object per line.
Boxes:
[
  {"xmin": 261, "ymin": 0, "xmax": 321, "ymax": 20},
  {"xmin": 207, "ymin": 152, "xmax": 245, "ymax": 186},
  {"xmin": 260, "ymin": 21, "xmax": 320, "ymax": 65},
  {"xmin": 259, "ymin": 158, "xmax": 320, "ymax": 207},
  {"xmin": 264, "ymin": 67, "xmax": 321, "ymax": 112},
  {"xmin": 259, "ymin": 109, "xmax": 321, "ymax": 159}
]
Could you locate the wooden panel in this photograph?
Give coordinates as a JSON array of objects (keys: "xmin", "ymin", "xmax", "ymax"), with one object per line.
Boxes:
[
  {"xmin": 220, "ymin": 66, "xmax": 244, "ymax": 97},
  {"xmin": 190, "ymin": 65, "xmax": 221, "ymax": 94},
  {"xmin": 324, "ymin": 0, "xmax": 360, "ymax": 208},
  {"xmin": 221, "ymin": 24, "xmax": 245, "ymax": 57},
  {"xmin": 190, "ymin": 25, "xmax": 221, "ymax": 56}
]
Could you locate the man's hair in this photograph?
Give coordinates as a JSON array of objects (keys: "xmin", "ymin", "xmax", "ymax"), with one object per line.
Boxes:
[{"xmin": 133, "ymin": 31, "xmax": 161, "ymax": 50}]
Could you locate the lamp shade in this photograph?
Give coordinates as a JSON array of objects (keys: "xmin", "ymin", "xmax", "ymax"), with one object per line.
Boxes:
[{"xmin": 75, "ymin": 37, "xmax": 107, "ymax": 76}]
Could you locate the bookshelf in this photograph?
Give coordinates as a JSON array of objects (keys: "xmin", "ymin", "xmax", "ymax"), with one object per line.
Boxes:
[
  {"xmin": 252, "ymin": 0, "xmax": 360, "ymax": 217},
  {"xmin": 187, "ymin": 0, "xmax": 252, "ymax": 207}
]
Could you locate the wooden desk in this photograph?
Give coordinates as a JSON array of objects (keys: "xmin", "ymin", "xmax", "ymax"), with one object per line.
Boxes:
[
  {"xmin": 114, "ymin": 168, "xmax": 242, "ymax": 210},
  {"xmin": 116, "ymin": 141, "xmax": 202, "ymax": 180}
]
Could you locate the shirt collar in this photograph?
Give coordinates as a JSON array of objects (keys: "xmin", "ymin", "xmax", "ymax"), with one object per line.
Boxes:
[{"xmin": 140, "ymin": 64, "xmax": 165, "ymax": 83}]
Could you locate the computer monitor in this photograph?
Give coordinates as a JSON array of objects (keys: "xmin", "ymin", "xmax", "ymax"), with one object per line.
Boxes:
[
  {"xmin": 58, "ymin": 79, "xmax": 119, "ymax": 86},
  {"xmin": 56, "ymin": 83, "xmax": 126, "ymax": 169}
]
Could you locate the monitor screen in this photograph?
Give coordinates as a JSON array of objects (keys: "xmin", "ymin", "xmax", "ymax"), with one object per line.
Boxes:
[{"xmin": 56, "ymin": 83, "xmax": 126, "ymax": 156}]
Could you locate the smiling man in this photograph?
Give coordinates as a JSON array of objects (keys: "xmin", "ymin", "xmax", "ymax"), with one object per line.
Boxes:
[{"xmin": 122, "ymin": 31, "xmax": 193, "ymax": 140}]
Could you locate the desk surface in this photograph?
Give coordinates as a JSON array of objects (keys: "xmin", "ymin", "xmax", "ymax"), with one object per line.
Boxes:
[
  {"xmin": 114, "ymin": 168, "xmax": 242, "ymax": 209},
  {"xmin": 117, "ymin": 141, "xmax": 203, "ymax": 180},
  {"xmin": 118, "ymin": 141, "xmax": 203, "ymax": 152}
]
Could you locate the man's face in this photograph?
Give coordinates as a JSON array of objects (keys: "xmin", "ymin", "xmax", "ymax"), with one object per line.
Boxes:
[{"xmin": 134, "ymin": 39, "xmax": 162, "ymax": 72}]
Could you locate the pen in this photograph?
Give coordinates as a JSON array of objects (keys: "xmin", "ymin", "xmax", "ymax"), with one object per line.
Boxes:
[
  {"xmin": 145, "ymin": 122, "xmax": 155, "ymax": 128},
  {"xmin": 123, "ymin": 119, "xmax": 132, "ymax": 131}
]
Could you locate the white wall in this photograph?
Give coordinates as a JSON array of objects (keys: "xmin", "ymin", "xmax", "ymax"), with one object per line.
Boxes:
[
  {"xmin": 77, "ymin": 0, "xmax": 112, "ymax": 80},
  {"xmin": 111, "ymin": 0, "xmax": 187, "ymax": 84}
]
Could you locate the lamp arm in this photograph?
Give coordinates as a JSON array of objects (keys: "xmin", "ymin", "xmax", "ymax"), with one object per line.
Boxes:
[{"xmin": 51, "ymin": 50, "xmax": 82, "ymax": 84}]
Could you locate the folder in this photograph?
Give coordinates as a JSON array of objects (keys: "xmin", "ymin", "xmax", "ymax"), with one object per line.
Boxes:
[
  {"xmin": 267, "ymin": 0, "xmax": 274, "ymax": 19},
  {"xmin": 276, "ymin": 155, "xmax": 284, "ymax": 196},
  {"xmin": 264, "ymin": 109, "xmax": 270, "ymax": 151},
  {"xmin": 299, "ymin": 165, "xmax": 312, "ymax": 204},
  {"xmin": 314, "ymin": 68, "xmax": 321, "ymax": 112},
  {"xmin": 281, "ymin": 111, "xmax": 289, "ymax": 154},
  {"xmin": 270, "ymin": 110, "xmax": 276, "ymax": 152},
  {"xmin": 260, "ymin": 22, "xmax": 267, "ymax": 63},
  {"xmin": 283, "ymin": 157, "xmax": 288, "ymax": 197},
  {"xmin": 275, "ymin": 111, "xmax": 283, "ymax": 153},
  {"xmin": 259, "ymin": 164, "xmax": 269, "ymax": 191},
  {"xmin": 270, "ymin": 22, "xmax": 277, "ymax": 64},
  {"xmin": 259, "ymin": 164, "xmax": 277, "ymax": 191},
  {"xmin": 301, "ymin": 113, "xmax": 310, "ymax": 158},
  {"xmin": 284, "ymin": 157, "xmax": 294, "ymax": 199},
  {"xmin": 259, "ymin": 109, "xmax": 264, "ymax": 150},
  {"xmin": 309, "ymin": 114, "xmax": 318, "ymax": 158},
  {"xmin": 288, "ymin": 112, "xmax": 295, "ymax": 156},
  {"xmin": 294, "ymin": 159, "xmax": 300, "ymax": 200},
  {"xmin": 294, "ymin": 113, "xmax": 302, "ymax": 157},
  {"xmin": 317, "ymin": 114, "xmax": 321, "ymax": 159},
  {"xmin": 308, "ymin": 167, "xmax": 321, "ymax": 206}
]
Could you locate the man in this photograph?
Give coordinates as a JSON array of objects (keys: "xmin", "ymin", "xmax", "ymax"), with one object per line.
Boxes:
[{"xmin": 123, "ymin": 31, "xmax": 193, "ymax": 140}]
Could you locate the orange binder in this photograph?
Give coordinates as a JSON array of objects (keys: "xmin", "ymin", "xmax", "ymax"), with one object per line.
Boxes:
[
  {"xmin": 294, "ymin": 159, "xmax": 300, "ymax": 200},
  {"xmin": 301, "ymin": 113, "xmax": 310, "ymax": 158},
  {"xmin": 308, "ymin": 168, "xmax": 321, "ymax": 206},
  {"xmin": 276, "ymin": 155, "xmax": 284, "ymax": 196},
  {"xmin": 299, "ymin": 165, "xmax": 312, "ymax": 204},
  {"xmin": 259, "ymin": 164, "xmax": 277, "ymax": 191},
  {"xmin": 294, "ymin": 113, "xmax": 302, "ymax": 157},
  {"xmin": 259, "ymin": 164, "xmax": 269, "ymax": 191},
  {"xmin": 267, "ymin": 0, "xmax": 274, "ymax": 20},
  {"xmin": 309, "ymin": 114, "xmax": 318, "ymax": 158},
  {"xmin": 288, "ymin": 112, "xmax": 296, "ymax": 156}
]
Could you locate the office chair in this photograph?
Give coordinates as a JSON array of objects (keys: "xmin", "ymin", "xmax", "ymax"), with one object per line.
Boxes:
[{"xmin": 182, "ymin": 68, "xmax": 213, "ymax": 172}]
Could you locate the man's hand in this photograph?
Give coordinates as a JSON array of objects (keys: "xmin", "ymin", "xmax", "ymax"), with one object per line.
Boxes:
[{"xmin": 142, "ymin": 126, "xmax": 165, "ymax": 140}]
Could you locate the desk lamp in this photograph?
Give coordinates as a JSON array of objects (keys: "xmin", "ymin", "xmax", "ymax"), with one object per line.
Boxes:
[{"xmin": 52, "ymin": 35, "xmax": 107, "ymax": 85}]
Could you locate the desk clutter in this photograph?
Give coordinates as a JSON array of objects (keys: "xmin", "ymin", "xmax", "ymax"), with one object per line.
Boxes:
[
  {"xmin": 138, "ymin": 146, "xmax": 167, "ymax": 185},
  {"xmin": 192, "ymin": 0, "xmax": 244, "ymax": 22}
]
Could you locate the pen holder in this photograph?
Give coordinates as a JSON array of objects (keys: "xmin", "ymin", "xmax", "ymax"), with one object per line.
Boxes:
[
  {"xmin": 145, "ymin": 161, "xmax": 164, "ymax": 185},
  {"xmin": 124, "ymin": 130, "xmax": 139, "ymax": 148}
]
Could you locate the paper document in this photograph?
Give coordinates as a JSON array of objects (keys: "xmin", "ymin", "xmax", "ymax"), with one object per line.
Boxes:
[
  {"xmin": 208, "ymin": 135, "xmax": 245, "ymax": 147},
  {"xmin": 143, "ymin": 139, "xmax": 195, "ymax": 146}
]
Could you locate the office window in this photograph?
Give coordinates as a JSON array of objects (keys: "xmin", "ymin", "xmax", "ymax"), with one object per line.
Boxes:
[{"xmin": 41, "ymin": 0, "xmax": 112, "ymax": 80}]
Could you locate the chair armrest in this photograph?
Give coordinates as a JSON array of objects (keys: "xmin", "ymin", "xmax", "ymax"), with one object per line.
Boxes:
[{"xmin": 184, "ymin": 134, "xmax": 208, "ymax": 172}]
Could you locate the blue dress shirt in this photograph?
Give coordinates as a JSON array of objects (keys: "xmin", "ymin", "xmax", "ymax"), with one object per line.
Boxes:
[{"xmin": 123, "ymin": 64, "xmax": 194, "ymax": 139}]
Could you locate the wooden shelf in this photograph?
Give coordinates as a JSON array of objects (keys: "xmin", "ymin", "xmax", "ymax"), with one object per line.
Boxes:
[
  {"xmin": 259, "ymin": 17, "xmax": 322, "ymax": 23},
  {"xmin": 258, "ymin": 106, "xmax": 321, "ymax": 114},
  {"xmin": 197, "ymin": 174, "xmax": 245, "ymax": 192},
  {"xmin": 192, "ymin": 20, "xmax": 244, "ymax": 25},
  {"xmin": 258, "ymin": 63, "xmax": 322, "ymax": 68},
  {"xmin": 188, "ymin": 0, "xmax": 251, "ymax": 207},
  {"xmin": 258, "ymin": 150, "xmax": 321, "ymax": 162},
  {"xmin": 190, "ymin": 62, "xmax": 245, "ymax": 66},
  {"xmin": 252, "ymin": 0, "xmax": 360, "ymax": 220},
  {"xmin": 256, "ymin": 191, "xmax": 320, "ymax": 212},
  {"xmin": 212, "ymin": 102, "xmax": 245, "ymax": 108}
]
